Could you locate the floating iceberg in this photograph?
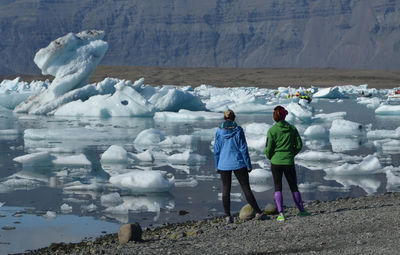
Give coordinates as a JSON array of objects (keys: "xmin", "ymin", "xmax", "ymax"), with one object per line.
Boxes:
[
  {"xmin": 109, "ymin": 170, "xmax": 175, "ymax": 193},
  {"xmin": 304, "ymin": 125, "xmax": 329, "ymax": 139},
  {"xmin": 313, "ymin": 86, "xmax": 344, "ymax": 98},
  {"xmin": 375, "ymin": 104, "xmax": 400, "ymax": 115},
  {"xmin": 154, "ymin": 109, "xmax": 220, "ymax": 121},
  {"xmin": 15, "ymin": 31, "xmax": 108, "ymax": 114},
  {"xmin": 54, "ymin": 80, "xmax": 155, "ymax": 117},
  {"xmin": 100, "ymin": 145, "xmax": 129, "ymax": 163},
  {"xmin": 324, "ymin": 155, "xmax": 381, "ymax": 176},
  {"xmin": 329, "ymin": 119, "xmax": 364, "ymax": 138}
]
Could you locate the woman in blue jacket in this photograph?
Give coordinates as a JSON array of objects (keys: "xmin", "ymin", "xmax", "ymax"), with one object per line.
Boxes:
[{"xmin": 214, "ymin": 110, "xmax": 265, "ymax": 223}]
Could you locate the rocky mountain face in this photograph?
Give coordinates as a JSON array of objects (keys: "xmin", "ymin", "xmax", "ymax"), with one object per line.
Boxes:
[{"xmin": 1, "ymin": 0, "xmax": 400, "ymax": 75}]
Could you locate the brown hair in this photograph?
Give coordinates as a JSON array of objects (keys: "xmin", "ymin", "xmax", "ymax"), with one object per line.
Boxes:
[
  {"xmin": 273, "ymin": 106, "xmax": 288, "ymax": 122},
  {"xmin": 224, "ymin": 110, "xmax": 236, "ymax": 121}
]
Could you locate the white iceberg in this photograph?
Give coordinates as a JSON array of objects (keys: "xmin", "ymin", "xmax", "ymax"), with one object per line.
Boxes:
[
  {"xmin": 329, "ymin": 119, "xmax": 364, "ymax": 138},
  {"xmin": 324, "ymin": 155, "xmax": 381, "ymax": 176},
  {"xmin": 109, "ymin": 170, "xmax": 175, "ymax": 193},
  {"xmin": 15, "ymin": 30, "xmax": 108, "ymax": 115},
  {"xmin": 304, "ymin": 125, "xmax": 329, "ymax": 139},
  {"xmin": 375, "ymin": 104, "xmax": 400, "ymax": 115},
  {"xmin": 313, "ymin": 86, "xmax": 344, "ymax": 98}
]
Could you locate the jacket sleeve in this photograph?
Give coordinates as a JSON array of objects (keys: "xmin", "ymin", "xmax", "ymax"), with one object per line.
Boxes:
[
  {"xmin": 213, "ymin": 130, "xmax": 220, "ymax": 170},
  {"xmin": 264, "ymin": 130, "xmax": 275, "ymax": 160},
  {"xmin": 293, "ymin": 127, "xmax": 302, "ymax": 155},
  {"xmin": 238, "ymin": 128, "xmax": 252, "ymax": 169}
]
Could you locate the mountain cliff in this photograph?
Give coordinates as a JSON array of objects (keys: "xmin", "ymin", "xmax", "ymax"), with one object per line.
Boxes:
[{"xmin": 1, "ymin": 0, "xmax": 400, "ymax": 75}]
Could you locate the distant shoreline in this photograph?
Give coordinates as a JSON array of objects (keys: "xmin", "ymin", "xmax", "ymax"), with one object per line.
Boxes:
[{"xmin": 2, "ymin": 66, "xmax": 400, "ymax": 89}]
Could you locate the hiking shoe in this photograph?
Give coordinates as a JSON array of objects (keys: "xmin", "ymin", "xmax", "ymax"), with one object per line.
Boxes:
[
  {"xmin": 297, "ymin": 210, "xmax": 311, "ymax": 217},
  {"xmin": 276, "ymin": 213, "xmax": 285, "ymax": 222},
  {"xmin": 254, "ymin": 212, "xmax": 269, "ymax": 220},
  {"xmin": 225, "ymin": 216, "xmax": 234, "ymax": 224}
]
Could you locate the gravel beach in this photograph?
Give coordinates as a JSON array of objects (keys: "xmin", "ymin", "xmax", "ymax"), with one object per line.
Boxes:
[{"xmin": 19, "ymin": 192, "xmax": 400, "ymax": 255}]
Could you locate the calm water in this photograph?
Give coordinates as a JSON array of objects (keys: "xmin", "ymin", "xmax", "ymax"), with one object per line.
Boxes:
[{"xmin": 0, "ymin": 98, "xmax": 399, "ymax": 254}]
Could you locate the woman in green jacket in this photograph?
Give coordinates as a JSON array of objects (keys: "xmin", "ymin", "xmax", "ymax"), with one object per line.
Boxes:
[{"xmin": 265, "ymin": 105, "xmax": 310, "ymax": 221}]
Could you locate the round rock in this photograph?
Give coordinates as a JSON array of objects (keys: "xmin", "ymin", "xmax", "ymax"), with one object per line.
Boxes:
[
  {"xmin": 264, "ymin": 203, "xmax": 278, "ymax": 215},
  {"xmin": 239, "ymin": 204, "xmax": 254, "ymax": 220},
  {"xmin": 118, "ymin": 222, "xmax": 142, "ymax": 244}
]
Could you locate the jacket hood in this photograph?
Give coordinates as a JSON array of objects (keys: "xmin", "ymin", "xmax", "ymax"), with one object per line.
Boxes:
[
  {"xmin": 276, "ymin": 120, "xmax": 291, "ymax": 133},
  {"xmin": 219, "ymin": 126, "xmax": 241, "ymax": 139}
]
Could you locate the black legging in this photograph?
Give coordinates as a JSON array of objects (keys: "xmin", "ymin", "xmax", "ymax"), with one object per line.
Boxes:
[
  {"xmin": 219, "ymin": 167, "xmax": 262, "ymax": 216},
  {"xmin": 270, "ymin": 164, "xmax": 299, "ymax": 192}
]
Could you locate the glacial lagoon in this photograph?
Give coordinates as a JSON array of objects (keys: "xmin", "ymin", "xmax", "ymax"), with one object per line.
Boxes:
[{"xmin": 0, "ymin": 94, "xmax": 399, "ymax": 254}]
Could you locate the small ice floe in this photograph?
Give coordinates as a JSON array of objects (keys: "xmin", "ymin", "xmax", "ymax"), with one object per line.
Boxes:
[
  {"xmin": 317, "ymin": 185, "xmax": 350, "ymax": 192},
  {"xmin": 329, "ymin": 119, "xmax": 365, "ymax": 138},
  {"xmin": 249, "ymin": 168, "xmax": 271, "ymax": 183},
  {"xmin": 63, "ymin": 180, "xmax": 104, "ymax": 192},
  {"xmin": 286, "ymin": 102, "xmax": 313, "ymax": 123},
  {"xmin": 52, "ymin": 154, "xmax": 91, "ymax": 166},
  {"xmin": 324, "ymin": 174, "xmax": 381, "ymax": 195},
  {"xmin": 100, "ymin": 192, "xmax": 124, "ymax": 207},
  {"xmin": 304, "ymin": 140, "xmax": 330, "ymax": 150},
  {"xmin": 60, "ymin": 203, "xmax": 73, "ymax": 213},
  {"xmin": 44, "ymin": 211, "xmax": 57, "ymax": 220},
  {"xmin": 385, "ymin": 167, "xmax": 400, "ymax": 192},
  {"xmin": 243, "ymin": 123, "xmax": 271, "ymax": 152},
  {"xmin": 109, "ymin": 170, "xmax": 175, "ymax": 193},
  {"xmin": 312, "ymin": 112, "xmax": 346, "ymax": 124},
  {"xmin": 298, "ymin": 182, "xmax": 320, "ymax": 192},
  {"xmin": 375, "ymin": 104, "xmax": 400, "ymax": 115},
  {"xmin": 13, "ymin": 152, "xmax": 55, "ymax": 166},
  {"xmin": 154, "ymin": 109, "xmax": 220, "ymax": 121},
  {"xmin": 250, "ymin": 183, "xmax": 272, "ymax": 193},
  {"xmin": 134, "ymin": 129, "xmax": 196, "ymax": 151},
  {"xmin": 367, "ymin": 127, "xmax": 400, "ymax": 140},
  {"xmin": 356, "ymin": 97, "xmax": 381, "ymax": 109},
  {"xmin": 218, "ymin": 193, "xmax": 241, "ymax": 202},
  {"xmin": 0, "ymin": 129, "xmax": 19, "ymax": 141},
  {"xmin": 313, "ymin": 86, "xmax": 344, "ymax": 99},
  {"xmin": 103, "ymin": 194, "xmax": 175, "ymax": 223},
  {"xmin": 148, "ymin": 86, "xmax": 206, "ymax": 112},
  {"xmin": 304, "ymin": 125, "xmax": 329, "ymax": 139},
  {"xmin": 134, "ymin": 128, "xmax": 165, "ymax": 149},
  {"xmin": 296, "ymin": 150, "xmax": 362, "ymax": 162},
  {"xmin": 166, "ymin": 150, "xmax": 206, "ymax": 165},
  {"xmin": 0, "ymin": 177, "xmax": 43, "ymax": 192},
  {"xmin": 174, "ymin": 177, "xmax": 199, "ymax": 188},
  {"xmin": 81, "ymin": 203, "xmax": 97, "ymax": 213},
  {"xmin": 129, "ymin": 149, "xmax": 154, "ymax": 163},
  {"xmin": 324, "ymin": 155, "xmax": 382, "ymax": 176},
  {"xmin": 100, "ymin": 145, "xmax": 129, "ymax": 163},
  {"xmin": 330, "ymin": 138, "xmax": 363, "ymax": 152}
]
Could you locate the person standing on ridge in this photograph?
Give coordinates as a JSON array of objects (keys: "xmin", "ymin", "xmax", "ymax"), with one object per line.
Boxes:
[
  {"xmin": 214, "ymin": 110, "xmax": 266, "ymax": 223},
  {"xmin": 265, "ymin": 106, "xmax": 310, "ymax": 222}
]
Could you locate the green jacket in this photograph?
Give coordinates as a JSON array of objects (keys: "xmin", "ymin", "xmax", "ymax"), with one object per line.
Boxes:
[{"xmin": 265, "ymin": 120, "xmax": 302, "ymax": 165}]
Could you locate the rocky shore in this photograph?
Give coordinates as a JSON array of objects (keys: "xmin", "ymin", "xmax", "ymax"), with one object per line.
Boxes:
[{"xmin": 19, "ymin": 192, "xmax": 400, "ymax": 255}]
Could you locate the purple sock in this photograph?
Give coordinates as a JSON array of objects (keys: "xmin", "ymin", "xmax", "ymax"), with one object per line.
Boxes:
[
  {"xmin": 292, "ymin": 191, "xmax": 304, "ymax": 211},
  {"xmin": 274, "ymin": 191, "xmax": 283, "ymax": 213}
]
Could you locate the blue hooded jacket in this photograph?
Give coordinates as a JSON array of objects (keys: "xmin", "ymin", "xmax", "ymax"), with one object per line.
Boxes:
[{"xmin": 213, "ymin": 122, "xmax": 252, "ymax": 171}]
